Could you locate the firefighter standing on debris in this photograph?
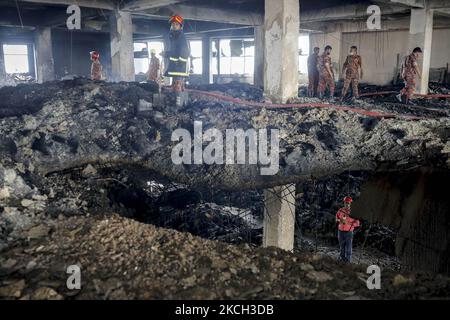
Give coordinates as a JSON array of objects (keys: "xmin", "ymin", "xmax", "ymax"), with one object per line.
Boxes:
[
  {"xmin": 317, "ymin": 45, "xmax": 335, "ymax": 99},
  {"xmin": 397, "ymin": 47, "xmax": 422, "ymax": 104},
  {"xmin": 307, "ymin": 47, "xmax": 320, "ymax": 97},
  {"xmin": 90, "ymin": 51, "xmax": 103, "ymax": 81},
  {"xmin": 147, "ymin": 49, "xmax": 161, "ymax": 82},
  {"xmin": 163, "ymin": 14, "xmax": 190, "ymax": 93},
  {"xmin": 341, "ymin": 46, "xmax": 363, "ymax": 100},
  {"xmin": 336, "ymin": 197, "xmax": 360, "ymax": 263}
]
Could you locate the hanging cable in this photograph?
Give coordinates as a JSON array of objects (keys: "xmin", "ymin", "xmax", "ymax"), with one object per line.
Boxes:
[{"xmin": 14, "ymin": 0, "xmax": 24, "ymax": 28}]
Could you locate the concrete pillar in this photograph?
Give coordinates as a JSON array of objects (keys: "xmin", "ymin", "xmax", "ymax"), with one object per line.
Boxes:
[
  {"xmin": 202, "ymin": 35, "xmax": 211, "ymax": 84},
  {"xmin": 110, "ymin": 10, "xmax": 134, "ymax": 82},
  {"xmin": 264, "ymin": 0, "xmax": 299, "ymax": 103},
  {"xmin": 263, "ymin": 184, "xmax": 296, "ymax": 251},
  {"xmin": 0, "ymin": 44, "xmax": 6, "ymax": 79},
  {"xmin": 35, "ymin": 28, "xmax": 55, "ymax": 83},
  {"xmin": 27, "ymin": 44, "xmax": 36, "ymax": 79},
  {"xmin": 254, "ymin": 26, "xmax": 264, "ymax": 88},
  {"xmin": 408, "ymin": 8, "xmax": 434, "ymax": 94}
]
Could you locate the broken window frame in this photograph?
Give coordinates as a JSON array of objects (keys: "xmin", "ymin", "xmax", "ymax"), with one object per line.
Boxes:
[
  {"xmin": 189, "ymin": 39, "xmax": 203, "ymax": 75},
  {"xmin": 2, "ymin": 43, "xmax": 33, "ymax": 75},
  {"xmin": 211, "ymin": 37, "xmax": 255, "ymax": 77}
]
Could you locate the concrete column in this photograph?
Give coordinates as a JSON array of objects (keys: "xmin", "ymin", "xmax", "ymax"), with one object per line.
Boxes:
[
  {"xmin": 110, "ymin": 10, "xmax": 134, "ymax": 82},
  {"xmin": 202, "ymin": 35, "xmax": 211, "ymax": 84},
  {"xmin": 263, "ymin": 184, "xmax": 296, "ymax": 251},
  {"xmin": 0, "ymin": 44, "xmax": 6, "ymax": 79},
  {"xmin": 35, "ymin": 28, "xmax": 55, "ymax": 83},
  {"xmin": 264, "ymin": 0, "xmax": 299, "ymax": 103},
  {"xmin": 254, "ymin": 26, "xmax": 264, "ymax": 88},
  {"xmin": 27, "ymin": 44, "xmax": 36, "ymax": 79},
  {"xmin": 408, "ymin": 8, "xmax": 434, "ymax": 94}
]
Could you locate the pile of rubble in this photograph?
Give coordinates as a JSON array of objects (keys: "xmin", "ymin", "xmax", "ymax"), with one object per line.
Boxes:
[
  {"xmin": 1, "ymin": 214, "xmax": 449, "ymax": 300},
  {"xmin": 0, "ymin": 79, "xmax": 449, "ymax": 298}
]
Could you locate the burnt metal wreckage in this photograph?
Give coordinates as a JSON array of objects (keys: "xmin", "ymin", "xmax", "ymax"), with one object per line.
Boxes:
[{"xmin": 0, "ymin": 78, "xmax": 449, "ymax": 274}]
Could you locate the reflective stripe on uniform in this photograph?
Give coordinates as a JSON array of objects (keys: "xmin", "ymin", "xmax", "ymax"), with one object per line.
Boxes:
[
  {"xmin": 178, "ymin": 57, "xmax": 188, "ymax": 62},
  {"xmin": 168, "ymin": 58, "xmax": 189, "ymax": 77},
  {"xmin": 169, "ymin": 57, "xmax": 179, "ymax": 61},
  {"xmin": 168, "ymin": 71, "xmax": 189, "ymax": 76}
]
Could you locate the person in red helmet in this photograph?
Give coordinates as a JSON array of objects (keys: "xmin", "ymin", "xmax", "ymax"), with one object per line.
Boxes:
[
  {"xmin": 336, "ymin": 196, "xmax": 360, "ymax": 263},
  {"xmin": 90, "ymin": 51, "xmax": 103, "ymax": 81},
  {"xmin": 163, "ymin": 14, "xmax": 190, "ymax": 93}
]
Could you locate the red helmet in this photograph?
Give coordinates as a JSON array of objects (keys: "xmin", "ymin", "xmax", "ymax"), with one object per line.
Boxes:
[
  {"xmin": 90, "ymin": 51, "xmax": 100, "ymax": 60},
  {"xmin": 169, "ymin": 14, "xmax": 184, "ymax": 26},
  {"xmin": 344, "ymin": 196, "xmax": 353, "ymax": 203}
]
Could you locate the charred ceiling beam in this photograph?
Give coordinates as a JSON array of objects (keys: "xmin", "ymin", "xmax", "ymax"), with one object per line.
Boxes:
[
  {"xmin": 120, "ymin": 0, "xmax": 186, "ymax": 11},
  {"xmin": 429, "ymin": 0, "xmax": 450, "ymax": 9},
  {"xmin": 389, "ymin": 0, "xmax": 425, "ymax": 8},
  {"xmin": 435, "ymin": 7, "xmax": 450, "ymax": 16},
  {"xmin": 142, "ymin": 4, "xmax": 263, "ymax": 26},
  {"xmin": 17, "ymin": 0, "xmax": 115, "ymax": 10},
  {"xmin": 300, "ymin": 3, "xmax": 410, "ymax": 23},
  {"xmin": 376, "ymin": 0, "xmax": 450, "ymax": 9}
]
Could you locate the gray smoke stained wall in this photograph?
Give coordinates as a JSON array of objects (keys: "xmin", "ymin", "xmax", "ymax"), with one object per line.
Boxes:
[
  {"xmin": 52, "ymin": 30, "xmax": 111, "ymax": 79},
  {"xmin": 354, "ymin": 169, "xmax": 450, "ymax": 274}
]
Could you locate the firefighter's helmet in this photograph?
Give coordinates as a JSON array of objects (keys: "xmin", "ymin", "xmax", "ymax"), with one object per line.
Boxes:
[
  {"xmin": 90, "ymin": 51, "xmax": 100, "ymax": 60},
  {"xmin": 343, "ymin": 196, "xmax": 353, "ymax": 203},
  {"xmin": 169, "ymin": 14, "xmax": 184, "ymax": 26}
]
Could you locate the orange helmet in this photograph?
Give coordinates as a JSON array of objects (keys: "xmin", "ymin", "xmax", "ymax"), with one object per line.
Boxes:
[
  {"xmin": 90, "ymin": 51, "xmax": 100, "ymax": 60},
  {"xmin": 169, "ymin": 14, "xmax": 184, "ymax": 26},
  {"xmin": 344, "ymin": 196, "xmax": 353, "ymax": 203}
]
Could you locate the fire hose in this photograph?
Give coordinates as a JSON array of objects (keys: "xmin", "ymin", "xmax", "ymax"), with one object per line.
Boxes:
[
  {"xmin": 187, "ymin": 89, "xmax": 432, "ymax": 121},
  {"xmin": 359, "ymin": 91, "xmax": 450, "ymax": 99}
]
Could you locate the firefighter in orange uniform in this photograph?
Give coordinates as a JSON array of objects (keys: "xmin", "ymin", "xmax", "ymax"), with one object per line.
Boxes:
[
  {"xmin": 397, "ymin": 47, "xmax": 422, "ymax": 104},
  {"xmin": 90, "ymin": 51, "xmax": 103, "ymax": 81},
  {"xmin": 148, "ymin": 49, "xmax": 161, "ymax": 82},
  {"xmin": 317, "ymin": 45, "xmax": 335, "ymax": 99},
  {"xmin": 336, "ymin": 197, "xmax": 360, "ymax": 263},
  {"xmin": 341, "ymin": 46, "xmax": 363, "ymax": 100}
]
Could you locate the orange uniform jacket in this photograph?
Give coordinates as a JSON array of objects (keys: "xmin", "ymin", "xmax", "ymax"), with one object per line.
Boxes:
[
  {"xmin": 336, "ymin": 207, "xmax": 360, "ymax": 232},
  {"xmin": 91, "ymin": 60, "xmax": 102, "ymax": 80}
]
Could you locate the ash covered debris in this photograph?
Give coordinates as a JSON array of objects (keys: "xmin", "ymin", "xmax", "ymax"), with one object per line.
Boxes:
[
  {"xmin": 0, "ymin": 79, "xmax": 449, "ymax": 299},
  {"xmin": 3, "ymin": 78, "xmax": 447, "ymax": 190},
  {"xmin": 1, "ymin": 213, "xmax": 450, "ymax": 300}
]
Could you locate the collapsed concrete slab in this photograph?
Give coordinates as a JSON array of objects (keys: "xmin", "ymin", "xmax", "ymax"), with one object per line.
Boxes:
[
  {"xmin": 0, "ymin": 79, "xmax": 448, "ymax": 192},
  {"xmin": 0, "ymin": 79, "xmax": 449, "ymax": 273}
]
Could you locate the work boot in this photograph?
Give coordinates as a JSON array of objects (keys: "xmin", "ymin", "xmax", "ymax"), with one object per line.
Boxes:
[
  {"xmin": 318, "ymin": 92, "xmax": 324, "ymax": 100},
  {"xmin": 396, "ymin": 94, "xmax": 403, "ymax": 103}
]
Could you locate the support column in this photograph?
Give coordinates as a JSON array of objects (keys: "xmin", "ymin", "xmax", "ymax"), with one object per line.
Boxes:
[
  {"xmin": 202, "ymin": 35, "xmax": 211, "ymax": 84},
  {"xmin": 35, "ymin": 28, "xmax": 55, "ymax": 83},
  {"xmin": 408, "ymin": 8, "xmax": 434, "ymax": 94},
  {"xmin": 263, "ymin": 184, "xmax": 296, "ymax": 251},
  {"xmin": 264, "ymin": 0, "xmax": 299, "ymax": 103},
  {"xmin": 0, "ymin": 44, "xmax": 6, "ymax": 79},
  {"xmin": 110, "ymin": 10, "xmax": 134, "ymax": 82},
  {"xmin": 254, "ymin": 26, "xmax": 264, "ymax": 88}
]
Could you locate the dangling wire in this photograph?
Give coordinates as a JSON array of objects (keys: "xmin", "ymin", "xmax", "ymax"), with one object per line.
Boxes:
[
  {"xmin": 358, "ymin": 223, "xmax": 373, "ymax": 264},
  {"xmin": 14, "ymin": 0, "xmax": 24, "ymax": 28}
]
